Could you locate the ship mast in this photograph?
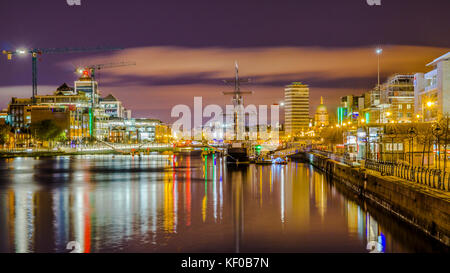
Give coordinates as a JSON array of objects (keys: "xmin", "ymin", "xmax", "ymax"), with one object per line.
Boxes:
[{"xmin": 223, "ymin": 61, "xmax": 252, "ymax": 140}]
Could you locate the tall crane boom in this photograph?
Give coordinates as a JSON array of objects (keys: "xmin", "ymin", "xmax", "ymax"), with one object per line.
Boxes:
[
  {"xmin": 2, "ymin": 46, "xmax": 123, "ymax": 103},
  {"xmin": 78, "ymin": 61, "xmax": 136, "ymax": 80}
]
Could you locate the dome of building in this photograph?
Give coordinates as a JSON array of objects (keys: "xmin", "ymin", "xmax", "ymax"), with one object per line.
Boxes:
[
  {"xmin": 315, "ymin": 97, "xmax": 328, "ymax": 113},
  {"xmin": 314, "ymin": 97, "xmax": 329, "ymax": 127}
]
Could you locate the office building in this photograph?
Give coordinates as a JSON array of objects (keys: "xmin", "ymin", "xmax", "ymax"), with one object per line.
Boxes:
[
  {"xmin": 380, "ymin": 74, "xmax": 415, "ymax": 123},
  {"xmin": 285, "ymin": 82, "xmax": 310, "ymax": 135},
  {"xmin": 414, "ymin": 52, "xmax": 450, "ymax": 121}
]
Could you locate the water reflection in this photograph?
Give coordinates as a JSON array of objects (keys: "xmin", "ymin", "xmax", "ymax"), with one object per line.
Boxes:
[{"xmin": 0, "ymin": 155, "xmax": 446, "ymax": 253}]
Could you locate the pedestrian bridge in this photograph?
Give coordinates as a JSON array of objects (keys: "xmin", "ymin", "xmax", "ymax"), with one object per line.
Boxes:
[{"xmin": 272, "ymin": 146, "xmax": 303, "ymax": 158}]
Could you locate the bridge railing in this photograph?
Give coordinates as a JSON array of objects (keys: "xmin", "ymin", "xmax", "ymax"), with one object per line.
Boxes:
[
  {"xmin": 365, "ymin": 159, "xmax": 450, "ymax": 192},
  {"xmin": 272, "ymin": 146, "xmax": 302, "ymax": 158}
]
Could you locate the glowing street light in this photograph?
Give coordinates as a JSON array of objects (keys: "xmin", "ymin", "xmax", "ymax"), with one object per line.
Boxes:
[
  {"xmin": 426, "ymin": 101, "xmax": 435, "ymax": 108},
  {"xmin": 16, "ymin": 49, "xmax": 27, "ymax": 55}
]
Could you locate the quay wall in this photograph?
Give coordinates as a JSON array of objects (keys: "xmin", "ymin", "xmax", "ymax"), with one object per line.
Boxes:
[{"xmin": 302, "ymin": 152, "xmax": 450, "ymax": 247}]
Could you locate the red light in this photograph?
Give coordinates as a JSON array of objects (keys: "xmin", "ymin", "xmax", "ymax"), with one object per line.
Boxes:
[{"xmin": 83, "ymin": 70, "xmax": 89, "ymax": 76}]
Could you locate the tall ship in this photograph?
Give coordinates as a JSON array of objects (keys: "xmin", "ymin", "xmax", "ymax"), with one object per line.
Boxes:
[{"xmin": 223, "ymin": 62, "xmax": 252, "ymax": 164}]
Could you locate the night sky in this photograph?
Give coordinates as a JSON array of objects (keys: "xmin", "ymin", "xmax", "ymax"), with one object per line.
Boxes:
[{"xmin": 1, "ymin": 0, "xmax": 449, "ymax": 122}]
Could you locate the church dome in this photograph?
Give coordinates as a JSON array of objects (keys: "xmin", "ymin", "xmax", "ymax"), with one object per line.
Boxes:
[
  {"xmin": 315, "ymin": 97, "xmax": 328, "ymax": 113},
  {"xmin": 314, "ymin": 96, "xmax": 329, "ymax": 127}
]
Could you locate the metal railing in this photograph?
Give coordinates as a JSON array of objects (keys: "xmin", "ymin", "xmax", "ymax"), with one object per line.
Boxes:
[
  {"xmin": 312, "ymin": 150, "xmax": 360, "ymax": 167},
  {"xmin": 365, "ymin": 159, "xmax": 449, "ymax": 192}
]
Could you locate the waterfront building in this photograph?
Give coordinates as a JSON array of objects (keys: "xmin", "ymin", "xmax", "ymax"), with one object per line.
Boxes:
[
  {"xmin": 314, "ymin": 97, "xmax": 329, "ymax": 127},
  {"xmin": 5, "ymin": 78, "xmax": 164, "ymax": 145},
  {"xmin": 414, "ymin": 52, "xmax": 450, "ymax": 122},
  {"xmin": 379, "ymin": 74, "xmax": 415, "ymax": 124},
  {"xmin": 155, "ymin": 123, "xmax": 172, "ymax": 144},
  {"xmin": 285, "ymin": 82, "xmax": 310, "ymax": 136},
  {"xmin": 74, "ymin": 72, "xmax": 99, "ymax": 106},
  {"xmin": 0, "ymin": 110, "xmax": 7, "ymax": 125},
  {"xmin": 99, "ymin": 94, "xmax": 126, "ymax": 118},
  {"xmin": 103, "ymin": 118, "xmax": 165, "ymax": 143},
  {"xmin": 7, "ymin": 84, "xmax": 92, "ymax": 143}
]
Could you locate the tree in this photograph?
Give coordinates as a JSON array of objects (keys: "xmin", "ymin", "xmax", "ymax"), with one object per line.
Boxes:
[
  {"xmin": 30, "ymin": 119, "xmax": 64, "ymax": 147},
  {"xmin": 0, "ymin": 124, "xmax": 11, "ymax": 146}
]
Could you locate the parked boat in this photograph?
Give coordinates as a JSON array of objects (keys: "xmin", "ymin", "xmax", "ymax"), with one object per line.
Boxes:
[
  {"xmin": 273, "ymin": 157, "xmax": 288, "ymax": 165},
  {"xmin": 226, "ymin": 142, "xmax": 250, "ymax": 164}
]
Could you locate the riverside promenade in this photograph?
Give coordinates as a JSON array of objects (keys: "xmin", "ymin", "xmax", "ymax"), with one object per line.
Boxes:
[{"xmin": 302, "ymin": 152, "xmax": 450, "ymax": 247}]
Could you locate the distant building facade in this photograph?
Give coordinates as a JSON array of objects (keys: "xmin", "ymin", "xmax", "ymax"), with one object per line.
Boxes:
[{"xmin": 338, "ymin": 95, "xmax": 365, "ymax": 125}]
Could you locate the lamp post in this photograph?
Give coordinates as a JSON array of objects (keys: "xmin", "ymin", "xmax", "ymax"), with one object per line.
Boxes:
[
  {"xmin": 408, "ymin": 127, "xmax": 417, "ymax": 167},
  {"xmin": 376, "ymin": 48, "xmax": 383, "ymax": 124},
  {"xmin": 432, "ymin": 123, "xmax": 443, "ymax": 170},
  {"xmin": 376, "ymin": 48, "xmax": 382, "ymax": 87},
  {"xmin": 387, "ymin": 124, "xmax": 397, "ymax": 163}
]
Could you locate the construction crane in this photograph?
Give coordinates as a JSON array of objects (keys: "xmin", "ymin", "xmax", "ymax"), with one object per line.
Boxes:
[
  {"xmin": 1, "ymin": 46, "xmax": 123, "ymax": 103},
  {"xmin": 76, "ymin": 61, "xmax": 136, "ymax": 81}
]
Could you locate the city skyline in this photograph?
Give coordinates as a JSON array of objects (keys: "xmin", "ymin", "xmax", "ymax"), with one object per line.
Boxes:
[
  {"xmin": 1, "ymin": 0, "xmax": 450, "ymax": 122},
  {"xmin": 1, "ymin": 0, "xmax": 450, "ymax": 259}
]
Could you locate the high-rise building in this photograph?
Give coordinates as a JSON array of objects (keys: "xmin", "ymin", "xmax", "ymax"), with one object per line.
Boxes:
[
  {"xmin": 284, "ymin": 82, "xmax": 310, "ymax": 135},
  {"xmin": 414, "ymin": 52, "xmax": 450, "ymax": 122},
  {"xmin": 74, "ymin": 72, "xmax": 99, "ymax": 106}
]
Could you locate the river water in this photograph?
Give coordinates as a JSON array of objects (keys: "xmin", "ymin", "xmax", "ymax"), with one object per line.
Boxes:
[{"xmin": 0, "ymin": 154, "xmax": 446, "ymax": 253}]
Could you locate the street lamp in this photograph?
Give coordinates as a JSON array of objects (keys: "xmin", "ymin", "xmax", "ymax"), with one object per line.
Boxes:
[
  {"xmin": 375, "ymin": 48, "xmax": 383, "ymax": 86},
  {"xmin": 422, "ymin": 100, "xmax": 436, "ymax": 122},
  {"xmin": 16, "ymin": 49, "xmax": 27, "ymax": 55},
  {"xmin": 408, "ymin": 127, "xmax": 418, "ymax": 167},
  {"xmin": 432, "ymin": 123, "xmax": 444, "ymax": 170},
  {"xmin": 375, "ymin": 48, "xmax": 383, "ymax": 124}
]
